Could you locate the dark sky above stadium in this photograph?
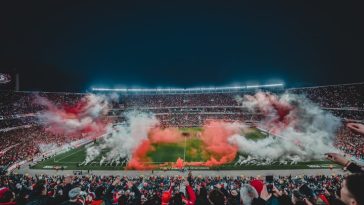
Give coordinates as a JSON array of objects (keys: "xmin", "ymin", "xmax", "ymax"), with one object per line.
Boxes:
[{"xmin": 0, "ymin": 1, "xmax": 363, "ymax": 92}]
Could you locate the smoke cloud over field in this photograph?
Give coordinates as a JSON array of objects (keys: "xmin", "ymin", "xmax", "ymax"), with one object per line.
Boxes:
[
  {"xmin": 232, "ymin": 92, "xmax": 341, "ymax": 163},
  {"xmin": 35, "ymin": 91, "xmax": 342, "ymax": 169},
  {"xmin": 84, "ymin": 111, "xmax": 159, "ymax": 167},
  {"xmin": 200, "ymin": 121, "xmax": 241, "ymax": 166},
  {"xmin": 34, "ymin": 94, "xmax": 110, "ymax": 138}
]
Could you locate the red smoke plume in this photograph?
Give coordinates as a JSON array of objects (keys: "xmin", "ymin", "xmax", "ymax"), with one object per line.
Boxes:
[
  {"xmin": 200, "ymin": 120, "xmax": 239, "ymax": 166},
  {"xmin": 244, "ymin": 92, "xmax": 296, "ymax": 135},
  {"xmin": 174, "ymin": 158, "xmax": 184, "ymax": 169},
  {"xmin": 127, "ymin": 140, "xmax": 156, "ymax": 170},
  {"xmin": 126, "ymin": 120, "xmax": 240, "ymax": 169},
  {"xmin": 126, "ymin": 127, "xmax": 183, "ymax": 170},
  {"xmin": 149, "ymin": 127, "xmax": 184, "ymax": 144},
  {"xmin": 35, "ymin": 94, "xmax": 109, "ymax": 139}
]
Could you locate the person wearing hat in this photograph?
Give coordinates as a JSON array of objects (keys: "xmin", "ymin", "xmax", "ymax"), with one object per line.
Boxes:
[
  {"xmin": 250, "ymin": 180, "xmax": 264, "ymax": 196},
  {"xmin": 240, "ymin": 184, "xmax": 259, "ymax": 205},
  {"xmin": 61, "ymin": 187, "xmax": 84, "ymax": 205}
]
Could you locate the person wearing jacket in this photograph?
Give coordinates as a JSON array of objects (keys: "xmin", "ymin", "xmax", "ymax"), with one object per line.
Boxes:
[
  {"xmin": 161, "ymin": 182, "xmax": 173, "ymax": 205},
  {"xmin": 208, "ymin": 189, "xmax": 225, "ymax": 205},
  {"xmin": 181, "ymin": 180, "xmax": 196, "ymax": 205},
  {"xmin": 195, "ymin": 185, "xmax": 211, "ymax": 205},
  {"xmin": 127, "ymin": 181, "xmax": 142, "ymax": 205},
  {"xmin": 227, "ymin": 190, "xmax": 240, "ymax": 205},
  {"xmin": 90, "ymin": 186, "xmax": 106, "ymax": 205},
  {"xmin": 26, "ymin": 180, "xmax": 55, "ymax": 205},
  {"xmin": 0, "ymin": 188, "xmax": 16, "ymax": 205}
]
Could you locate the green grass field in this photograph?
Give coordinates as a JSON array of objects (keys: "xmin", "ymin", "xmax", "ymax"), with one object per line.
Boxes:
[{"xmin": 31, "ymin": 127, "xmax": 339, "ymax": 170}]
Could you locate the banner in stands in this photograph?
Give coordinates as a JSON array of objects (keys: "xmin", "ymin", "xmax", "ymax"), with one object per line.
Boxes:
[{"xmin": 0, "ymin": 72, "xmax": 16, "ymax": 91}]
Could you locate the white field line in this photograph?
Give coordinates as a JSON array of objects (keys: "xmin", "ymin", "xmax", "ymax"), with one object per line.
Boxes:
[{"xmin": 55, "ymin": 148, "xmax": 85, "ymax": 163}]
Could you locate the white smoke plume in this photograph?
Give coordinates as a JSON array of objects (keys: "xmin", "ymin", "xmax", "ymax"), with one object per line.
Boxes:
[
  {"xmin": 83, "ymin": 111, "xmax": 159, "ymax": 165},
  {"xmin": 231, "ymin": 92, "xmax": 341, "ymax": 163},
  {"xmin": 38, "ymin": 143, "xmax": 61, "ymax": 153}
]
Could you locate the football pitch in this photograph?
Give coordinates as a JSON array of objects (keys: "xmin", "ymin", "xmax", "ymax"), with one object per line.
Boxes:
[{"xmin": 31, "ymin": 127, "xmax": 338, "ymax": 170}]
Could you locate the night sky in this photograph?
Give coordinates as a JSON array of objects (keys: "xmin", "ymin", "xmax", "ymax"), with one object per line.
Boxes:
[{"xmin": 0, "ymin": 1, "xmax": 363, "ymax": 92}]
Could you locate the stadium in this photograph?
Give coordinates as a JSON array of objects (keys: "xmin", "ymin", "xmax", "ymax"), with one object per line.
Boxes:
[
  {"xmin": 1, "ymin": 82, "xmax": 364, "ymax": 173},
  {"xmin": 1, "ymin": 1, "xmax": 364, "ymax": 205},
  {"xmin": 1, "ymin": 81, "xmax": 364, "ymax": 203}
]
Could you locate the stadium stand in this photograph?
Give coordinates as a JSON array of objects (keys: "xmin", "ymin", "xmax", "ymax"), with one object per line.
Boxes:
[
  {"xmin": 0, "ymin": 83, "xmax": 364, "ymax": 205},
  {"xmin": 1, "ymin": 84, "xmax": 364, "ymax": 170}
]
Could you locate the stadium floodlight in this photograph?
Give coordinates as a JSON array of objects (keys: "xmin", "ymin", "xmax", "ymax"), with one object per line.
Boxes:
[
  {"xmin": 219, "ymin": 86, "xmax": 244, "ymax": 90},
  {"xmin": 91, "ymin": 88, "xmax": 128, "ymax": 92},
  {"xmin": 246, "ymin": 85, "xmax": 260, "ymax": 88},
  {"xmin": 246, "ymin": 83, "xmax": 284, "ymax": 89},
  {"xmin": 91, "ymin": 83, "xmax": 284, "ymax": 93},
  {"xmin": 261, "ymin": 83, "xmax": 284, "ymax": 87},
  {"xmin": 170, "ymin": 88, "xmax": 185, "ymax": 91}
]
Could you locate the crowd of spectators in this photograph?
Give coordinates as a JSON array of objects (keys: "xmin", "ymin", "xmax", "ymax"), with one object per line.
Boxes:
[
  {"xmin": 1, "ymin": 171, "xmax": 362, "ymax": 205},
  {"xmin": 325, "ymin": 110, "xmax": 364, "ymax": 121},
  {"xmin": 121, "ymin": 93, "xmax": 240, "ymax": 108},
  {"xmin": 288, "ymin": 83, "xmax": 364, "ymax": 109},
  {"xmin": 0, "ymin": 127, "xmax": 84, "ymax": 170},
  {"xmin": 157, "ymin": 114, "xmax": 260, "ymax": 127},
  {"xmin": 0, "ymin": 91, "xmax": 87, "ymax": 169},
  {"xmin": 0, "ymin": 117, "xmax": 36, "ymax": 130},
  {"xmin": 335, "ymin": 126, "xmax": 364, "ymax": 160},
  {"xmin": 118, "ymin": 83, "xmax": 364, "ymax": 122},
  {"xmin": 0, "ymin": 91, "xmax": 84, "ymax": 117},
  {"xmin": 0, "ymin": 92, "xmax": 35, "ymax": 116},
  {"xmin": 1, "ymin": 83, "xmax": 363, "ymax": 128}
]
